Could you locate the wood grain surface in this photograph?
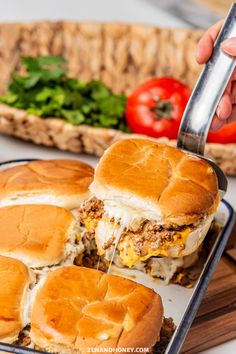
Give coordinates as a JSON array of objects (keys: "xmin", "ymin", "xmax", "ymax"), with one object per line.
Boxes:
[{"xmin": 181, "ymin": 223, "xmax": 236, "ymax": 353}]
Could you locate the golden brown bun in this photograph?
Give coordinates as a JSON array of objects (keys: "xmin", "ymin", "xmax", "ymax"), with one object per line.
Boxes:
[
  {"xmin": 91, "ymin": 139, "xmax": 218, "ymax": 225},
  {"xmin": 0, "ymin": 204, "xmax": 76, "ymax": 268},
  {"xmin": 0, "ymin": 159, "xmax": 94, "ymax": 209},
  {"xmin": 0, "ymin": 255, "xmax": 31, "ymax": 343},
  {"xmin": 31, "ymin": 266, "xmax": 163, "ymax": 354}
]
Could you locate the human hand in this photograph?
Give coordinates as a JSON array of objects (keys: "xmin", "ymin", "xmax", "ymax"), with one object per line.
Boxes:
[{"xmin": 195, "ymin": 20, "xmax": 236, "ymax": 131}]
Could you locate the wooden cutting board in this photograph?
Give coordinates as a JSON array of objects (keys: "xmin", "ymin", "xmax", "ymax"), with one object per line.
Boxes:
[{"xmin": 181, "ymin": 222, "xmax": 236, "ymax": 353}]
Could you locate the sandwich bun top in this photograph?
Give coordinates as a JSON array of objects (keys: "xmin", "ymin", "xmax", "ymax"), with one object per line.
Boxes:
[
  {"xmin": 0, "ymin": 159, "xmax": 94, "ymax": 209},
  {"xmin": 0, "ymin": 255, "xmax": 31, "ymax": 343},
  {"xmin": 91, "ymin": 139, "xmax": 219, "ymax": 225},
  {"xmin": 0, "ymin": 204, "xmax": 76, "ymax": 268},
  {"xmin": 31, "ymin": 266, "xmax": 163, "ymax": 353}
]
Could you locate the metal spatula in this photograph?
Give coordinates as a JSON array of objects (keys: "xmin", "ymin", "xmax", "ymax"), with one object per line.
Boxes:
[{"xmin": 177, "ymin": 3, "xmax": 236, "ymax": 198}]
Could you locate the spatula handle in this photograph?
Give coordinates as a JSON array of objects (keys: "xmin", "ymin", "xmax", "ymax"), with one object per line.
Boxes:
[{"xmin": 177, "ymin": 3, "xmax": 236, "ymax": 155}]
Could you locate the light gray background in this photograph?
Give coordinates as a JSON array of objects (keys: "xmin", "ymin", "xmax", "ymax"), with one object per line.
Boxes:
[{"xmin": 0, "ymin": 0, "xmax": 188, "ymax": 26}]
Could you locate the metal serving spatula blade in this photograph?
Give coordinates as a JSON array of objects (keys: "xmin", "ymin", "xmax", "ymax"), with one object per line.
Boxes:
[{"xmin": 177, "ymin": 3, "xmax": 236, "ymax": 198}]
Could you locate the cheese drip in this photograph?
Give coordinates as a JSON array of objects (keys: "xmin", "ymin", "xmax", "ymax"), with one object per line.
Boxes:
[
  {"xmin": 96, "ymin": 205, "xmax": 143, "ymax": 272},
  {"xmin": 107, "ymin": 222, "xmax": 126, "ymax": 273}
]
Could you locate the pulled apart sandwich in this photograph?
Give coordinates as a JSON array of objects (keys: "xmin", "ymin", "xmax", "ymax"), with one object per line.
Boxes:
[
  {"xmin": 30, "ymin": 266, "xmax": 173, "ymax": 354},
  {"xmin": 0, "ymin": 204, "xmax": 83, "ymax": 276},
  {"xmin": 0, "ymin": 159, "xmax": 94, "ymax": 209},
  {"xmin": 80, "ymin": 139, "xmax": 219, "ymax": 282}
]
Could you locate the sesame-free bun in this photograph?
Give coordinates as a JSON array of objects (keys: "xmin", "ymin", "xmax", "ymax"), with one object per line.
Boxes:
[
  {"xmin": 0, "ymin": 204, "xmax": 78, "ymax": 268},
  {"xmin": 0, "ymin": 159, "xmax": 94, "ymax": 209},
  {"xmin": 0, "ymin": 255, "xmax": 32, "ymax": 343},
  {"xmin": 90, "ymin": 139, "xmax": 219, "ymax": 225},
  {"xmin": 31, "ymin": 266, "xmax": 163, "ymax": 354}
]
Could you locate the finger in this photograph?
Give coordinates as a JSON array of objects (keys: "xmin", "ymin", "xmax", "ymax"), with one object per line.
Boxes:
[
  {"xmin": 210, "ymin": 115, "xmax": 225, "ymax": 131},
  {"xmin": 231, "ymin": 69, "xmax": 236, "ymax": 81},
  {"xmin": 223, "ymin": 73, "xmax": 235, "ymax": 100},
  {"xmin": 211, "ymin": 103, "xmax": 236, "ymax": 131},
  {"xmin": 221, "ymin": 37, "xmax": 236, "ymax": 56},
  {"xmin": 227, "ymin": 104, "xmax": 236, "ymax": 123},
  {"xmin": 225, "ymin": 79, "xmax": 232, "ymax": 94},
  {"xmin": 195, "ymin": 20, "xmax": 223, "ymax": 64},
  {"xmin": 216, "ymin": 92, "xmax": 232, "ymax": 120},
  {"xmin": 195, "ymin": 35, "xmax": 213, "ymax": 64},
  {"xmin": 230, "ymin": 81, "xmax": 236, "ymax": 103}
]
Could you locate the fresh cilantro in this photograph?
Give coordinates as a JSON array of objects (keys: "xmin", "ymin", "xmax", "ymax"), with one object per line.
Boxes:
[{"xmin": 0, "ymin": 56, "xmax": 129, "ymax": 132}]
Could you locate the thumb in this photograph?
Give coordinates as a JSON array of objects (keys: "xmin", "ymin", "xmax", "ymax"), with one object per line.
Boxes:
[{"xmin": 221, "ymin": 37, "xmax": 236, "ymax": 56}]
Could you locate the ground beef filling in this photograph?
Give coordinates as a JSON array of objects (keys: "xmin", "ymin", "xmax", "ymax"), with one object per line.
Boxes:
[
  {"xmin": 80, "ymin": 197, "xmax": 192, "ymax": 256},
  {"xmin": 80, "ymin": 197, "xmax": 104, "ymax": 222},
  {"xmin": 14, "ymin": 325, "xmax": 31, "ymax": 347},
  {"xmin": 151, "ymin": 317, "xmax": 176, "ymax": 354},
  {"xmin": 121, "ymin": 223, "xmax": 183, "ymax": 257}
]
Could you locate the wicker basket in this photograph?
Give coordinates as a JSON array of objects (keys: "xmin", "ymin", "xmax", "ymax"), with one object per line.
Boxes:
[{"xmin": 0, "ymin": 21, "xmax": 235, "ymax": 175}]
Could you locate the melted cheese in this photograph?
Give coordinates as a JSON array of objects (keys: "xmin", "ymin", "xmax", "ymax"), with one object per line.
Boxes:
[
  {"xmin": 84, "ymin": 218, "xmax": 98, "ymax": 232},
  {"xmin": 95, "ymin": 219, "xmax": 127, "ymax": 271},
  {"xmin": 87, "ymin": 208, "xmax": 193, "ymax": 267},
  {"xmin": 84, "ymin": 199, "xmax": 202, "ymax": 268},
  {"xmin": 103, "ymin": 199, "xmax": 163, "ymax": 224},
  {"xmin": 118, "ymin": 228, "xmax": 192, "ymax": 267},
  {"xmin": 95, "ymin": 205, "xmax": 150, "ymax": 259}
]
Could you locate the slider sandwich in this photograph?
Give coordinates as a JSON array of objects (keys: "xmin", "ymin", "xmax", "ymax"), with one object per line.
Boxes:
[
  {"xmin": 31, "ymin": 266, "xmax": 173, "ymax": 354},
  {"xmin": 0, "ymin": 204, "xmax": 82, "ymax": 274},
  {"xmin": 80, "ymin": 139, "xmax": 219, "ymax": 282},
  {"xmin": 0, "ymin": 159, "xmax": 94, "ymax": 209},
  {"xmin": 0, "ymin": 255, "xmax": 34, "ymax": 344}
]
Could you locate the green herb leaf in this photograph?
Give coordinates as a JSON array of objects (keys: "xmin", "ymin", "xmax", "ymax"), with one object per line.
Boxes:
[
  {"xmin": 61, "ymin": 109, "xmax": 86, "ymax": 125},
  {"xmin": 38, "ymin": 56, "xmax": 66, "ymax": 66},
  {"xmin": 21, "ymin": 57, "xmax": 41, "ymax": 72},
  {"xmin": 0, "ymin": 55, "xmax": 128, "ymax": 132}
]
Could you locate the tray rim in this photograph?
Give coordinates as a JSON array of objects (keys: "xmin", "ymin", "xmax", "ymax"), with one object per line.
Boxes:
[
  {"xmin": 0, "ymin": 159, "xmax": 235, "ymax": 354},
  {"xmin": 166, "ymin": 199, "xmax": 235, "ymax": 354}
]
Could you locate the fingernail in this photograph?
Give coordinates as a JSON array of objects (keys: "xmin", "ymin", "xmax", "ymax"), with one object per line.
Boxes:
[
  {"xmin": 216, "ymin": 106, "xmax": 221, "ymax": 118},
  {"xmin": 210, "ymin": 117, "xmax": 223, "ymax": 131},
  {"xmin": 221, "ymin": 38, "xmax": 236, "ymax": 54}
]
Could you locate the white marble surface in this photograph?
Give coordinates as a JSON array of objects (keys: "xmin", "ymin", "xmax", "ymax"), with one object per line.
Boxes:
[{"xmin": 0, "ymin": 1, "xmax": 235, "ymax": 353}]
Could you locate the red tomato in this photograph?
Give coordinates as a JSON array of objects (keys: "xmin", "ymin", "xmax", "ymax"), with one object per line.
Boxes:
[
  {"xmin": 125, "ymin": 77, "xmax": 191, "ymax": 139},
  {"xmin": 207, "ymin": 122, "xmax": 236, "ymax": 143}
]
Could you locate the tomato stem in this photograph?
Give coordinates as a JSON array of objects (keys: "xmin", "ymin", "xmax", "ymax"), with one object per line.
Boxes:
[{"xmin": 151, "ymin": 97, "xmax": 173, "ymax": 119}]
